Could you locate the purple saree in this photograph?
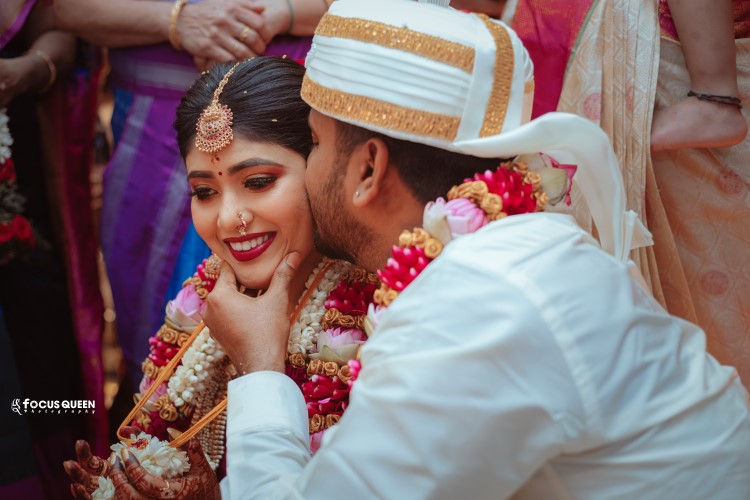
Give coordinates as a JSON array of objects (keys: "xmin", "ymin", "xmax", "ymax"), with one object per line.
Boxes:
[{"xmin": 101, "ymin": 26, "xmax": 312, "ymax": 392}]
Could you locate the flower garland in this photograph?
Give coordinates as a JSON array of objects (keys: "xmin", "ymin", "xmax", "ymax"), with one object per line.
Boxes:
[
  {"xmin": 369, "ymin": 159, "xmax": 570, "ymax": 323},
  {"xmin": 92, "ymin": 431, "xmax": 190, "ymax": 499},
  {"xmin": 288, "ymin": 266, "xmax": 378, "ymax": 452},
  {"xmin": 132, "ymin": 254, "xmax": 378, "ymax": 467},
  {"xmin": 0, "ymin": 108, "xmax": 35, "ymax": 265}
]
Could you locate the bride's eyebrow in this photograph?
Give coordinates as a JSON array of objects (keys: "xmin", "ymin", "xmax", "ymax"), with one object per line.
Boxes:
[
  {"xmin": 187, "ymin": 158, "xmax": 286, "ymax": 180},
  {"xmin": 226, "ymin": 158, "xmax": 285, "ymax": 176}
]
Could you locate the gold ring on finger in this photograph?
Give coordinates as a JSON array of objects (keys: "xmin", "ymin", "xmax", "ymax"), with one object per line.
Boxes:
[{"xmin": 239, "ymin": 25, "xmax": 251, "ymax": 43}]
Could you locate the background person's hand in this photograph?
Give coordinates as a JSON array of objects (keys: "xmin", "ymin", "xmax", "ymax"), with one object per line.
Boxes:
[
  {"xmin": 203, "ymin": 254, "xmax": 300, "ymax": 375},
  {"xmin": 192, "ymin": 56, "xmax": 216, "ymax": 72},
  {"xmin": 0, "ymin": 56, "xmax": 43, "ymax": 108},
  {"xmin": 178, "ymin": 0, "xmax": 271, "ymax": 62},
  {"xmin": 109, "ymin": 438, "xmax": 220, "ymax": 499}
]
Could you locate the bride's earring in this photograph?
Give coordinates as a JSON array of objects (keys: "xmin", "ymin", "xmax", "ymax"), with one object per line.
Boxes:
[{"xmin": 236, "ymin": 211, "xmax": 247, "ymax": 236}]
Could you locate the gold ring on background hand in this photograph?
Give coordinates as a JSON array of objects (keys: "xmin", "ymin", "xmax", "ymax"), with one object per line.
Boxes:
[{"xmin": 239, "ymin": 25, "xmax": 252, "ymax": 43}]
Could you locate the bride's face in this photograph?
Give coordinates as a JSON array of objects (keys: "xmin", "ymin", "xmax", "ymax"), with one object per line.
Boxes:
[{"xmin": 186, "ymin": 137, "xmax": 315, "ymax": 289}]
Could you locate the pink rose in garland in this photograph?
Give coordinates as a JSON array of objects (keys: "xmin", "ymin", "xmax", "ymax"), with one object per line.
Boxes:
[
  {"xmin": 445, "ymin": 197, "xmax": 488, "ymax": 234},
  {"xmin": 166, "ymin": 284, "xmax": 206, "ymax": 329},
  {"xmin": 316, "ymin": 327, "xmax": 366, "ymax": 362}
]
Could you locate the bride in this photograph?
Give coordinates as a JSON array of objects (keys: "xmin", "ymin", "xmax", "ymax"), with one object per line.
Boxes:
[{"xmin": 65, "ymin": 57, "xmax": 377, "ymax": 497}]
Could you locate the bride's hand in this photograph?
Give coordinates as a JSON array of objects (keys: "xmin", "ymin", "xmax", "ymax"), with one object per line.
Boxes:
[
  {"xmin": 64, "ymin": 440, "xmax": 106, "ymax": 498},
  {"xmin": 109, "ymin": 438, "xmax": 219, "ymax": 499},
  {"xmin": 64, "ymin": 426, "xmax": 141, "ymax": 499},
  {"xmin": 203, "ymin": 253, "xmax": 301, "ymax": 375}
]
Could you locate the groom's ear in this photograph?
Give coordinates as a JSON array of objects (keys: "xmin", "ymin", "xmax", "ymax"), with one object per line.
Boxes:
[{"xmin": 352, "ymin": 137, "xmax": 390, "ymax": 208}]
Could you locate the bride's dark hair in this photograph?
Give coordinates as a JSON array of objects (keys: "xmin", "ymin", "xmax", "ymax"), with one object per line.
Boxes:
[{"xmin": 174, "ymin": 57, "xmax": 312, "ymax": 159}]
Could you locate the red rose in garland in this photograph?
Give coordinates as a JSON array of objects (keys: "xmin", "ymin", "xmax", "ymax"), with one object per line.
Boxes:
[
  {"xmin": 0, "ymin": 221, "xmax": 13, "ymax": 244},
  {"xmin": 0, "ymin": 109, "xmax": 36, "ymax": 264},
  {"xmin": 0, "ymin": 157, "xmax": 16, "ymax": 182},
  {"xmin": 12, "ymin": 214, "xmax": 34, "ymax": 245}
]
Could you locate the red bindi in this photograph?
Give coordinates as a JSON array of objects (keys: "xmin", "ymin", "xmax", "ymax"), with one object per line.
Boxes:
[{"xmin": 218, "ymin": 171, "xmax": 223, "ymax": 176}]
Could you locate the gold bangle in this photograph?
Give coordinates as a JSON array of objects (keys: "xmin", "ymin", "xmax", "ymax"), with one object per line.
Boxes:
[
  {"xmin": 30, "ymin": 49, "xmax": 56, "ymax": 93},
  {"xmin": 169, "ymin": 0, "xmax": 188, "ymax": 50},
  {"xmin": 284, "ymin": 0, "xmax": 295, "ymax": 34}
]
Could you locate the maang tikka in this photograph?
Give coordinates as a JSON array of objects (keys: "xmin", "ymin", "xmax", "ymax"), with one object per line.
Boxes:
[{"xmin": 195, "ymin": 61, "xmax": 242, "ymax": 154}]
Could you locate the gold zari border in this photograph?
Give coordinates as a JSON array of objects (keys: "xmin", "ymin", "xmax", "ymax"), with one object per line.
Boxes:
[
  {"xmin": 315, "ymin": 14, "xmax": 475, "ymax": 74},
  {"xmin": 302, "ymin": 78, "xmax": 460, "ymax": 142},
  {"xmin": 478, "ymin": 14, "xmax": 514, "ymax": 137}
]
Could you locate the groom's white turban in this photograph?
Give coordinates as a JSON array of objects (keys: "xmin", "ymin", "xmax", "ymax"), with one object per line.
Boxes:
[{"xmin": 303, "ymin": 0, "xmax": 652, "ymax": 260}]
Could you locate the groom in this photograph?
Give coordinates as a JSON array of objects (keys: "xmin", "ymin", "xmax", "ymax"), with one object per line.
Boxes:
[{"xmin": 114, "ymin": 0, "xmax": 750, "ymax": 498}]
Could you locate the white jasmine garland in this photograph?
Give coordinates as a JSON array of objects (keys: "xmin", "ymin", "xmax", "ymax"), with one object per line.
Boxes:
[
  {"xmin": 110, "ymin": 432, "xmax": 190, "ymax": 479},
  {"xmin": 0, "ymin": 109, "xmax": 12, "ymax": 164},
  {"xmin": 167, "ymin": 326, "xmax": 225, "ymax": 407},
  {"xmin": 91, "ymin": 476, "xmax": 115, "ymax": 500},
  {"xmin": 288, "ymin": 259, "xmax": 351, "ymax": 356}
]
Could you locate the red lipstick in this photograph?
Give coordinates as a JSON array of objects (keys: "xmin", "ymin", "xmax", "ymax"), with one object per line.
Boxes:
[{"xmin": 224, "ymin": 232, "xmax": 276, "ymax": 262}]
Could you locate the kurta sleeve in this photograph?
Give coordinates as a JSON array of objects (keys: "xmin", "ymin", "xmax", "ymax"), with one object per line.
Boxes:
[{"xmin": 220, "ymin": 371, "xmax": 310, "ymax": 499}]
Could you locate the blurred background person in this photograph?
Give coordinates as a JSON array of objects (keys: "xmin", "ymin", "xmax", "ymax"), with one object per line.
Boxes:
[
  {"xmin": 450, "ymin": 0, "xmax": 505, "ymax": 17},
  {"xmin": 0, "ymin": 0, "xmax": 104, "ymax": 496},
  {"xmin": 54, "ymin": 0, "xmax": 330, "ymax": 422},
  {"xmin": 509, "ymin": 0, "xmax": 750, "ymax": 388}
]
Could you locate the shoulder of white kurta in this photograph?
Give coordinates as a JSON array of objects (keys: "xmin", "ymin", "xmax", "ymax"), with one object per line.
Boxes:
[{"xmin": 362, "ymin": 213, "xmax": 596, "ymax": 446}]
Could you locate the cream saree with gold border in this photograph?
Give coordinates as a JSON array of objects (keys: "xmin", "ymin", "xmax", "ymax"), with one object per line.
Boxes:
[{"xmin": 552, "ymin": 0, "xmax": 750, "ymax": 386}]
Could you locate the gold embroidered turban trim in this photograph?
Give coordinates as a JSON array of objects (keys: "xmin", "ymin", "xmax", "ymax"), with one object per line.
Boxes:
[{"xmin": 302, "ymin": 0, "xmax": 533, "ymax": 151}]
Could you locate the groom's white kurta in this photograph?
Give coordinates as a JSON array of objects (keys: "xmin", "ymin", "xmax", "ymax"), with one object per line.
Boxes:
[{"xmin": 219, "ymin": 214, "xmax": 750, "ymax": 499}]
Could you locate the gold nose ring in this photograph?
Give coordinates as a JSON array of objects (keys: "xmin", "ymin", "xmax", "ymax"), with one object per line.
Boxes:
[{"xmin": 236, "ymin": 211, "xmax": 247, "ymax": 236}]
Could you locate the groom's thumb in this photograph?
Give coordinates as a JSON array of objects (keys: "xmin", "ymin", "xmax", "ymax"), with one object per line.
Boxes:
[
  {"xmin": 215, "ymin": 261, "xmax": 238, "ymax": 290},
  {"xmin": 269, "ymin": 252, "xmax": 300, "ymax": 295}
]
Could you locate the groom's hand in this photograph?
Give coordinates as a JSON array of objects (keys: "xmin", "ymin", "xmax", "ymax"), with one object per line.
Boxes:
[{"xmin": 203, "ymin": 253, "xmax": 300, "ymax": 375}]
